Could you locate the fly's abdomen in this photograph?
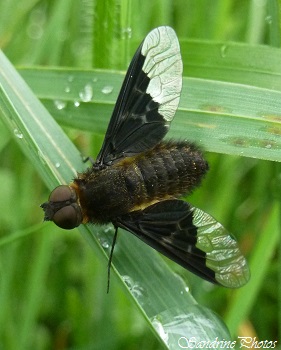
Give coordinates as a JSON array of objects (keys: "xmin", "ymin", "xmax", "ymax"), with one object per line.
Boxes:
[
  {"xmin": 72, "ymin": 140, "xmax": 208, "ymax": 223},
  {"xmin": 133, "ymin": 140, "xmax": 209, "ymax": 202}
]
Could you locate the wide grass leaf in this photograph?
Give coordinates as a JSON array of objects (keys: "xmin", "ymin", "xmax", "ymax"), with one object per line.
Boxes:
[
  {"xmin": 19, "ymin": 39, "xmax": 281, "ymax": 162},
  {"xmin": 0, "ymin": 49, "xmax": 233, "ymax": 349}
]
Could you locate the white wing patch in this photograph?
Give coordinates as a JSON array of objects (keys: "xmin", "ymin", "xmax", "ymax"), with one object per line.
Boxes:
[
  {"xmin": 192, "ymin": 207, "xmax": 250, "ymax": 288},
  {"xmin": 141, "ymin": 26, "xmax": 183, "ymax": 122}
]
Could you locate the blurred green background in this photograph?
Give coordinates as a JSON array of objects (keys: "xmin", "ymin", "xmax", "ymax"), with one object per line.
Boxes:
[{"xmin": 0, "ymin": 0, "xmax": 280, "ymax": 349}]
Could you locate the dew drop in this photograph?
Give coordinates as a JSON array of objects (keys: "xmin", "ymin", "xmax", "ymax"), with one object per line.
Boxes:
[
  {"xmin": 220, "ymin": 44, "xmax": 228, "ymax": 58},
  {"xmin": 74, "ymin": 100, "xmax": 80, "ymax": 107},
  {"xmin": 79, "ymin": 83, "xmax": 93, "ymax": 102},
  {"xmin": 54, "ymin": 100, "xmax": 67, "ymax": 110},
  {"xmin": 131, "ymin": 283, "xmax": 145, "ymax": 300},
  {"xmin": 104, "ymin": 226, "xmax": 114, "ymax": 234},
  {"xmin": 14, "ymin": 128, "xmax": 23, "ymax": 139},
  {"xmin": 265, "ymin": 15, "xmax": 272, "ymax": 24},
  {"xmin": 122, "ymin": 275, "xmax": 146, "ymax": 304},
  {"xmin": 97, "ymin": 235, "xmax": 111, "ymax": 249},
  {"xmin": 122, "ymin": 275, "xmax": 134, "ymax": 289},
  {"xmin": 101, "ymin": 85, "xmax": 113, "ymax": 95},
  {"xmin": 101, "ymin": 240, "xmax": 110, "ymax": 249},
  {"xmin": 121, "ymin": 27, "xmax": 132, "ymax": 39},
  {"xmin": 55, "ymin": 162, "xmax": 61, "ymax": 168},
  {"xmin": 27, "ymin": 23, "xmax": 44, "ymax": 40},
  {"xmin": 151, "ymin": 317, "xmax": 169, "ymax": 345},
  {"xmin": 37, "ymin": 150, "xmax": 46, "ymax": 165},
  {"xmin": 96, "ymin": 226, "xmax": 114, "ymax": 250},
  {"xmin": 68, "ymin": 75, "xmax": 74, "ymax": 82},
  {"xmin": 64, "ymin": 86, "xmax": 71, "ymax": 93}
]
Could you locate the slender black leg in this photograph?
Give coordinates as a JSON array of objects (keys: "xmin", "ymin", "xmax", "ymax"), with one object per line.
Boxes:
[{"xmin": 107, "ymin": 226, "xmax": 118, "ymax": 293}]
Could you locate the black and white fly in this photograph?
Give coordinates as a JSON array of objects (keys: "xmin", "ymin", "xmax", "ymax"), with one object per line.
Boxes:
[{"xmin": 41, "ymin": 27, "xmax": 250, "ymax": 289}]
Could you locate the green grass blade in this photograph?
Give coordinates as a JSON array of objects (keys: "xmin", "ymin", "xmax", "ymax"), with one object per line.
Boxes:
[
  {"xmin": 0, "ymin": 50, "xmax": 232, "ymax": 349},
  {"xmin": 225, "ymin": 202, "xmax": 280, "ymax": 336},
  {"xmin": 1, "ymin": 0, "xmax": 279, "ymax": 347},
  {"xmin": 266, "ymin": 0, "xmax": 281, "ymax": 47},
  {"xmin": 182, "ymin": 40, "xmax": 281, "ymax": 89},
  {"xmin": 247, "ymin": 0, "xmax": 267, "ymax": 44},
  {"xmin": 19, "ymin": 62, "xmax": 281, "ymax": 162}
]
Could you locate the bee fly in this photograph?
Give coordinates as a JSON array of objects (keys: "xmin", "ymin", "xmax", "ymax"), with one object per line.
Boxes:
[{"xmin": 41, "ymin": 26, "xmax": 250, "ymax": 289}]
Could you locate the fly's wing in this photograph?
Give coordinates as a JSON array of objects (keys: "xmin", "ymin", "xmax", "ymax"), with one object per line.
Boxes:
[
  {"xmin": 115, "ymin": 200, "xmax": 250, "ymax": 288},
  {"xmin": 95, "ymin": 26, "xmax": 182, "ymax": 167}
]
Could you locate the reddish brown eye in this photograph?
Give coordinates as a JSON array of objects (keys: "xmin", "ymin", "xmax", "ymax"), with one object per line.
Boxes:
[
  {"xmin": 41, "ymin": 185, "xmax": 82, "ymax": 230},
  {"xmin": 49, "ymin": 185, "xmax": 74, "ymax": 202},
  {"xmin": 53, "ymin": 205, "xmax": 81, "ymax": 230}
]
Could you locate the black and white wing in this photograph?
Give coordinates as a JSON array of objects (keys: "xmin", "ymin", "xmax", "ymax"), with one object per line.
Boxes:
[
  {"xmin": 115, "ymin": 200, "xmax": 250, "ymax": 288},
  {"xmin": 95, "ymin": 26, "xmax": 183, "ymax": 167}
]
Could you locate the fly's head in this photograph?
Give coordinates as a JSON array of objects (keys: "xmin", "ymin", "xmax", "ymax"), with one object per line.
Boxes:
[{"xmin": 41, "ymin": 185, "xmax": 83, "ymax": 230}]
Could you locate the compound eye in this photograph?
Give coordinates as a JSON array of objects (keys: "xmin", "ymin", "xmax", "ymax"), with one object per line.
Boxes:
[
  {"xmin": 42, "ymin": 185, "xmax": 82, "ymax": 229},
  {"xmin": 49, "ymin": 185, "xmax": 74, "ymax": 202},
  {"xmin": 53, "ymin": 205, "xmax": 81, "ymax": 230}
]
